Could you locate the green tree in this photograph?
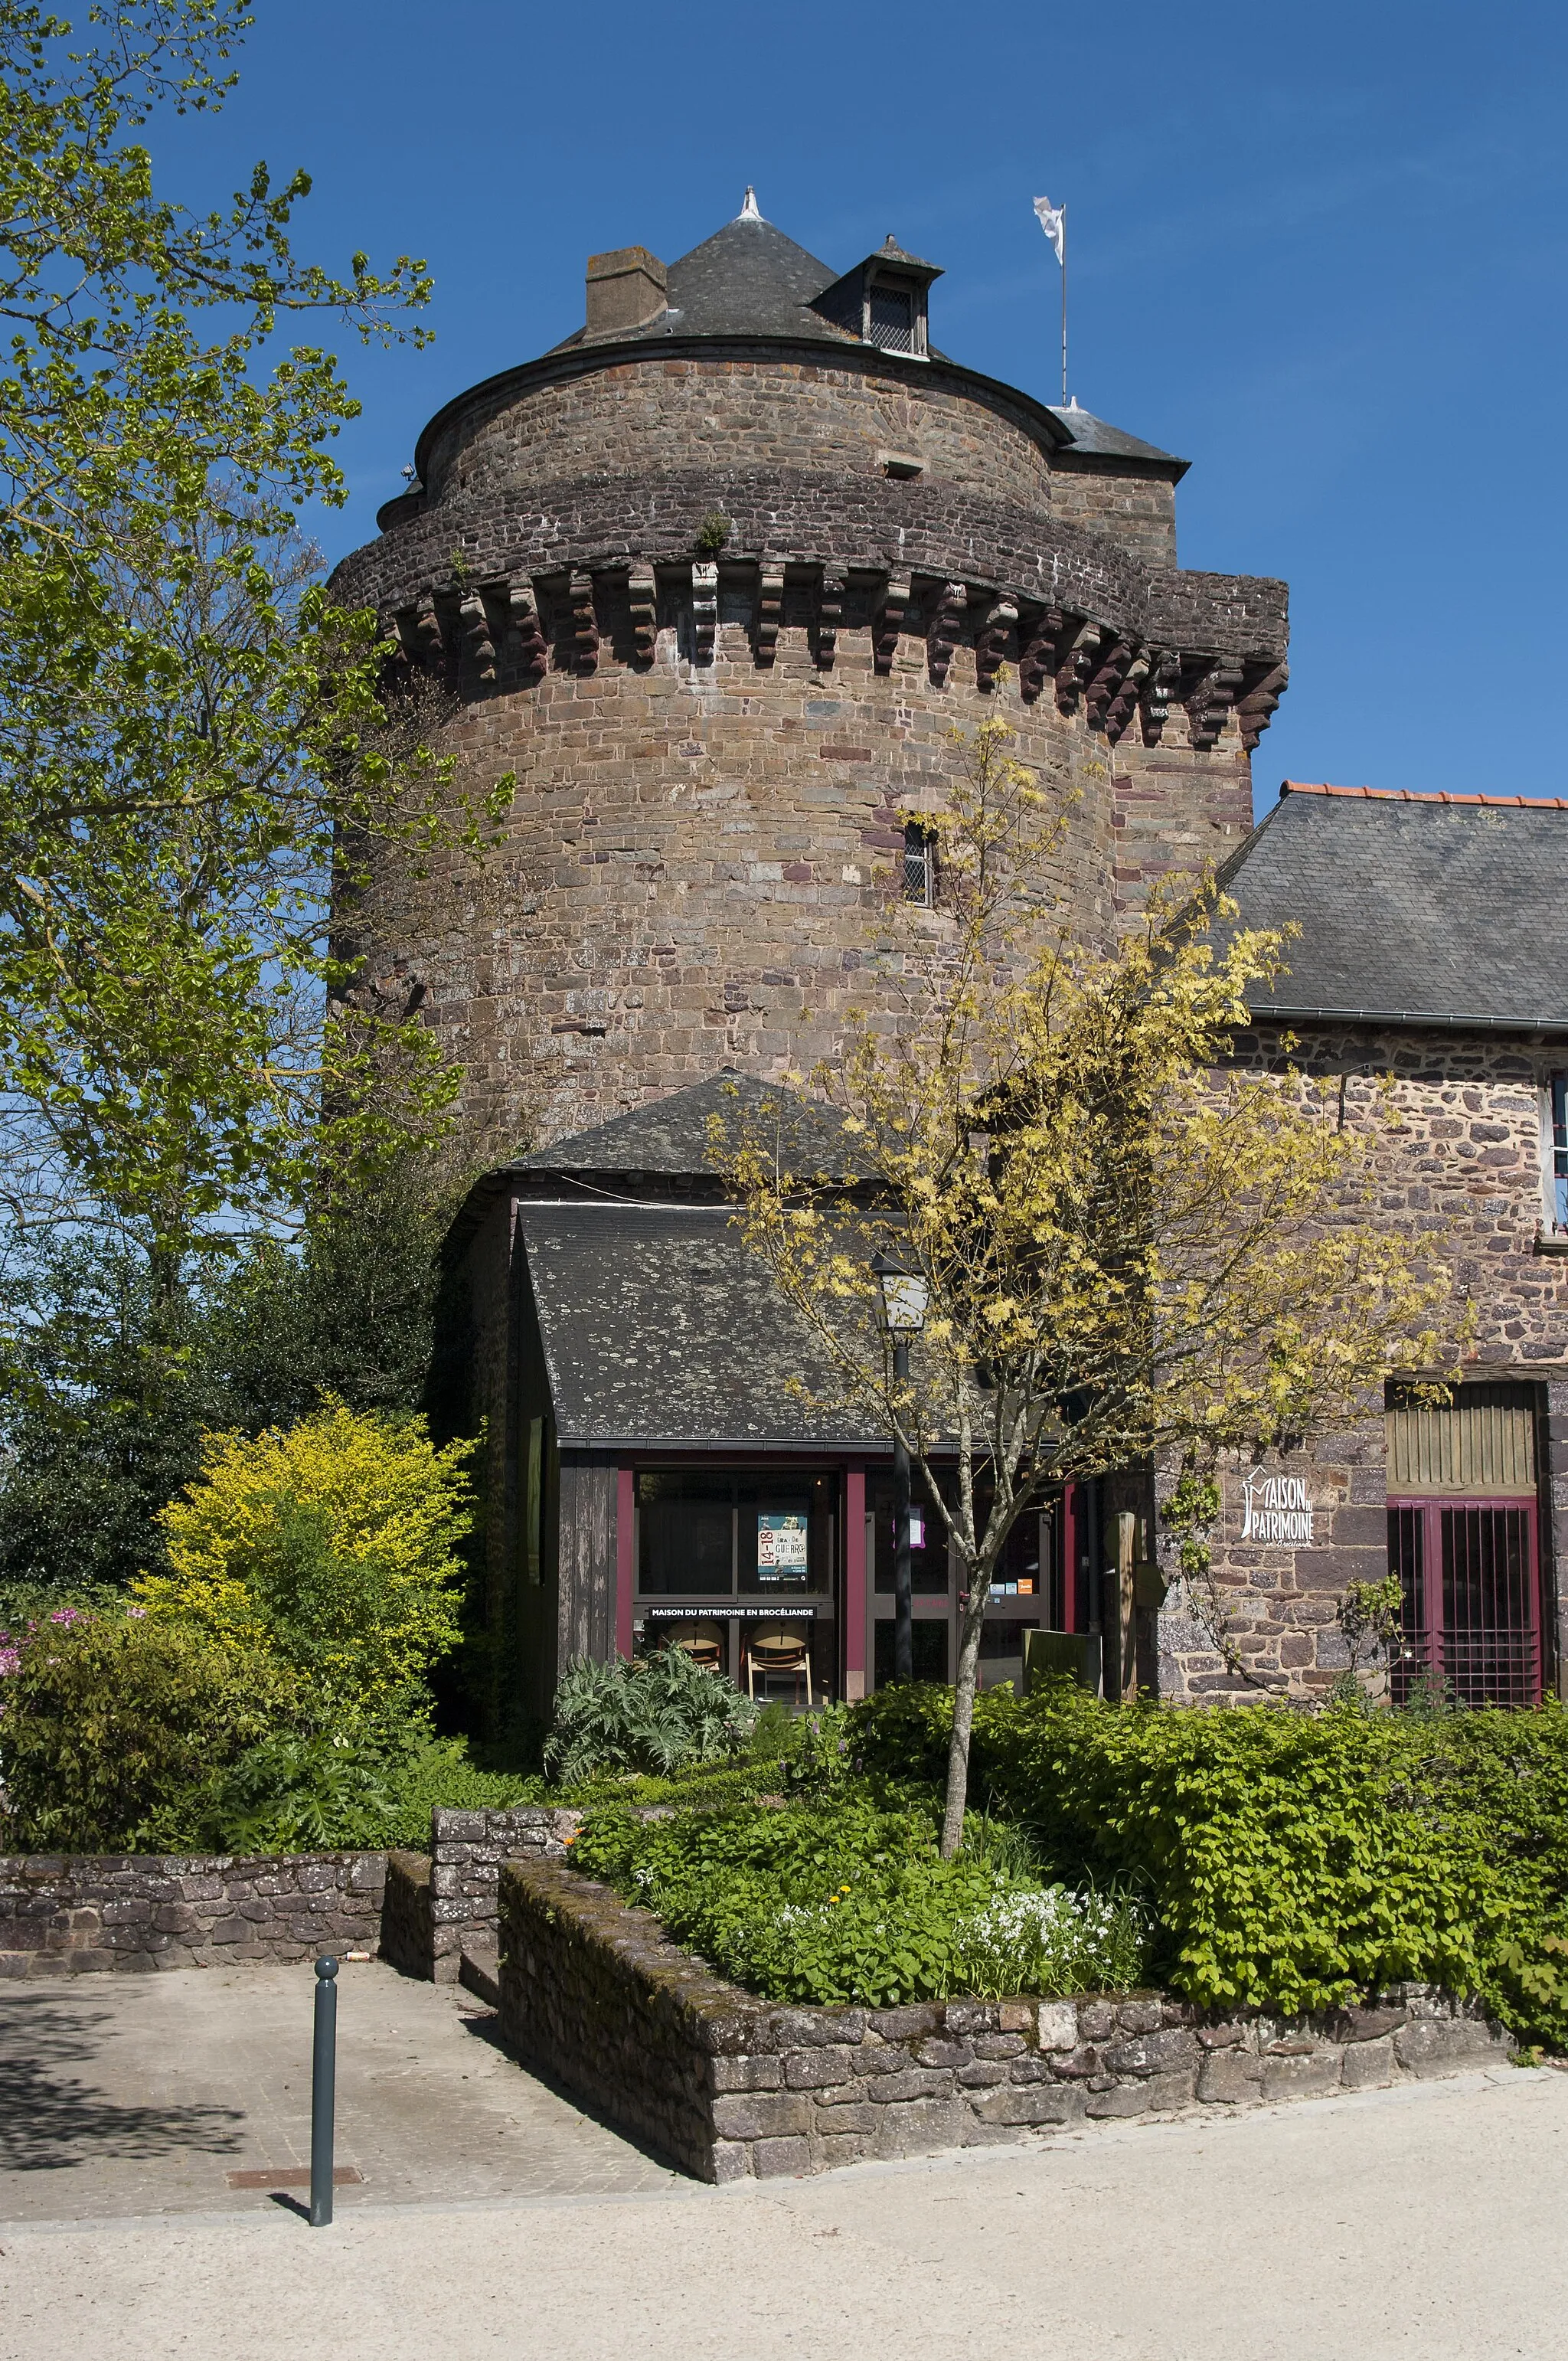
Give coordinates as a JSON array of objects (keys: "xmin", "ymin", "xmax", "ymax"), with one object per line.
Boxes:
[
  {"xmin": 0, "ymin": 1152, "xmax": 457, "ymax": 1620},
  {"xmin": 0, "ymin": 4, "xmax": 503, "ymax": 1257}
]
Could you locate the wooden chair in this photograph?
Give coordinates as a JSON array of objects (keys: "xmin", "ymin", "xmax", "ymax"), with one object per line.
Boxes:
[
  {"xmin": 746, "ymin": 1629, "xmax": 813, "ymax": 1709},
  {"xmin": 671, "ymin": 1630, "xmax": 722, "ymax": 1672}
]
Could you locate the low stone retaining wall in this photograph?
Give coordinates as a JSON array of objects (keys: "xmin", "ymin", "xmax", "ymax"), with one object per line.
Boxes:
[
  {"xmin": 0, "ymin": 1806, "xmax": 584, "ymax": 1981},
  {"xmin": 380, "ymin": 1849, "xmax": 434, "ymax": 1980},
  {"xmin": 0, "ymin": 1850, "xmax": 387, "ymax": 1977},
  {"xmin": 498, "ymin": 1859, "xmax": 1516, "ymax": 2183},
  {"xmin": 428, "ymin": 1807, "xmax": 580, "ymax": 1981}
]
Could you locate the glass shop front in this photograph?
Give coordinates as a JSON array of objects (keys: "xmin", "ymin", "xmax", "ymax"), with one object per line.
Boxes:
[
  {"xmin": 629, "ymin": 1462, "xmax": 1084, "ymax": 1705},
  {"xmin": 632, "ymin": 1468, "xmax": 838, "ymax": 1705},
  {"xmin": 868, "ymin": 1476, "xmax": 1072, "ymax": 1693}
]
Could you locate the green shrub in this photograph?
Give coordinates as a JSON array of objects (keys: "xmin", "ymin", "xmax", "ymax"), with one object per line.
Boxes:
[
  {"xmin": 139, "ymin": 1400, "xmax": 474, "ymax": 1736},
  {"xmin": 147, "ymin": 1730, "xmax": 405, "ymax": 1854},
  {"xmin": 570, "ymin": 1795, "xmax": 1148, "ymax": 2006},
  {"xmin": 145, "ymin": 1732, "xmax": 545, "ymax": 1856},
  {"xmin": 0, "ymin": 1607, "xmax": 292, "ymax": 1851},
  {"xmin": 750, "ymin": 1701, "xmax": 795, "ymax": 1760},
  {"xmin": 570, "ymin": 1758, "xmax": 781, "ymax": 1811},
  {"xmin": 849, "ymin": 1683, "xmax": 1568, "ymax": 2047},
  {"xmin": 380, "ymin": 1738, "xmax": 544, "ymax": 1846},
  {"xmin": 542, "ymin": 1646, "xmax": 757, "ymax": 1786},
  {"xmin": 949, "ymin": 1883, "xmax": 1148, "ymax": 2000}
]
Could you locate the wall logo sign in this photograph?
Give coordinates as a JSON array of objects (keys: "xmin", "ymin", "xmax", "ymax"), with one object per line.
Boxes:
[{"xmin": 1240, "ymin": 1473, "xmax": 1318, "ymax": 1547}]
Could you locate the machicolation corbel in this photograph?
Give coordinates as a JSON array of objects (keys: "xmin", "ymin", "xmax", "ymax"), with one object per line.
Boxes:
[
  {"xmin": 1055, "ymin": 619, "xmax": 1100, "ymax": 715},
  {"xmin": 873, "ymin": 574, "xmax": 912, "ymax": 675},
  {"xmin": 815, "ymin": 568, "xmax": 846, "ymax": 671},
  {"xmin": 975, "ymin": 597, "xmax": 1018, "ymax": 694},
  {"xmin": 691, "ymin": 562, "xmax": 718, "ymax": 663},
  {"xmin": 755, "ymin": 563, "xmax": 785, "ymax": 666},
  {"xmin": 928, "ymin": 582, "xmax": 968, "ymax": 687},
  {"xmin": 569, "ymin": 572, "xmax": 599, "ymax": 675}
]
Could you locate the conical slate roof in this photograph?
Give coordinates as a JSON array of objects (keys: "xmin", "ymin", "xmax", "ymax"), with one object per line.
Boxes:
[{"xmin": 658, "ymin": 209, "xmax": 844, "ymax": 342}]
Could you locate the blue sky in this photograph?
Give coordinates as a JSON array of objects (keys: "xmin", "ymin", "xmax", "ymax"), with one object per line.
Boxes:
[{"xmin": 165, "ymin": 0, "xmax": 1568, "ymax": 813}]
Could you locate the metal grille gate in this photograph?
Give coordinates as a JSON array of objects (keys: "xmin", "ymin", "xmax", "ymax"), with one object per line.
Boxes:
[{"xmin": 1387, "ymin": 1498, "xmax": 1541, "ymax": 1706}]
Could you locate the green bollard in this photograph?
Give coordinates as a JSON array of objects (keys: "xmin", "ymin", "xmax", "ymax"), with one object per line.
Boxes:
[{"xmin": 309, "ymin": 1955, "xmax": 339, "ymax": 2227}]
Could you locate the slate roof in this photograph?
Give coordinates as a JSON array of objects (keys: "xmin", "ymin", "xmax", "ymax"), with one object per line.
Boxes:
[
  {"xmin": 1221, "ymin": 783, "xmax": 1568, "ymax": 1032},
  {"xmin": 556, "ymin": 211, "xmax": 848, "ymax": 352},
  {"xmin": 521, "ymin": 1204, "xmax": 883, "ymax": 1450},
  {"xmin": 1044, "ymin": 403, "xmax": 1187, "ymax": 478},
  {"xmin": 444, "ymin": 1076, "xmax": 872, "ymax": 1257},
  {"xmin": 518, "ymin": 1074, "xmax": 871, "ymax": 1183},
  {"xmin": 657, "ymin": 214, "xmax": 845, "ymax": 343}
]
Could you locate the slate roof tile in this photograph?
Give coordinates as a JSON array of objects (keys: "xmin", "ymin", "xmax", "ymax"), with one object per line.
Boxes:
[
  {"xmin": 521, "ymin": 1205, "xmax": 882, "ymax": 1450},
  {"xmin": 1220, "ymin": 784, "xmax": 1568, "ymax": 1030}
]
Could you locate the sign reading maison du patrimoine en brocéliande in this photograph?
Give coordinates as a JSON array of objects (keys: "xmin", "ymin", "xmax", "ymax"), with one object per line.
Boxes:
[{"xmin": 1238, "ymin": 1472, "xmax": 1319, "ymax": 1547}]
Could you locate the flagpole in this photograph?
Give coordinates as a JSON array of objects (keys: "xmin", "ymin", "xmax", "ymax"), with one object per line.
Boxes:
[{"xmin": 1060, "ymin": 204, "xmax": 1068, "ymax": 406}]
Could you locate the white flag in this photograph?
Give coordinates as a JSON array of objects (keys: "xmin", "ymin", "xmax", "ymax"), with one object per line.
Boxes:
[{"xmin": 1033, "ymin": 195, "xmax": 1065, "ymax": 265}]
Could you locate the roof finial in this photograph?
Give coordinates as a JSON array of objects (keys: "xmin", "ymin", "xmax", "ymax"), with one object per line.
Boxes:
[{"xmin": 739, "ymin": 185, "xmax": 763, "ymax": 222}]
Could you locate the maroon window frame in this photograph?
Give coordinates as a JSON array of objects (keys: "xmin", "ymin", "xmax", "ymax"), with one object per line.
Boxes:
[{"xmin": 1386, "ymin": 1496, "xmax": 1542, "ymax": 1707}]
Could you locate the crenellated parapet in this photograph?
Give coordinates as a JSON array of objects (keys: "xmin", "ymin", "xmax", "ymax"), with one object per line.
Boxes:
[{"xmin": 341, "ymin": 467, "xmax": 1288, "ymax": 755}]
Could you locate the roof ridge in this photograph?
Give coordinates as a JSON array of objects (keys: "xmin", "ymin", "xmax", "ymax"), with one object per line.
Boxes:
[{"xmin": 1280, "ymin": 780, "xmax": 1568, "ymax": 812}]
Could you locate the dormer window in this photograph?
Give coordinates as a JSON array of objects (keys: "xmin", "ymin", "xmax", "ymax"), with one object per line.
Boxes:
[
  {"xmin": 869, "ymin": 282, "xmax": 914, "ymax": 353},
  {"xmin": 811, "ymin": 236, "xmax": 940, "ymax": 359}
]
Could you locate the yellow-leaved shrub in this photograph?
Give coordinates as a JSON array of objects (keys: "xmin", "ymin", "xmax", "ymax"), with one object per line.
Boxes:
[{"xmin": 138, "ymin": 1400, "xmax": 476, "ymax": 1731}]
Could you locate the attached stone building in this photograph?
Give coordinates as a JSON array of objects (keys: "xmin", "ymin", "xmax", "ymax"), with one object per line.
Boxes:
[
  {"xmin": 1163, "ymin": 783, "xmax": 1568, "ymax": 1705},
  {"xmin": 436, "ymin": 780, "xmax": 1568, "ymax": 1723}
]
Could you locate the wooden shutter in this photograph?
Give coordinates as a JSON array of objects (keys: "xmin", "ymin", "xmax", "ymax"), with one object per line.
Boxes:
[{"xmin": 1385, "ymin": 1383, "xmax": 1536, "ymax": 1498}]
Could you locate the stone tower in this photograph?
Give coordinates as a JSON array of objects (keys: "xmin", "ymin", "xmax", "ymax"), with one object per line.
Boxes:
[{"xmin": 331, "ymin": 193, "xmax": 1289, "ymax": 1149}]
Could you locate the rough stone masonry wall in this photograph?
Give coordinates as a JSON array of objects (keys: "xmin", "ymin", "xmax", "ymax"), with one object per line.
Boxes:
[
  {"xmin": 355, "ymin": 1810, "xmax": 586, "ymax": 1983},
  {"xmin": 498, "ymin": 1860, "xmax": 1513, "ymax": 2183},
  {"xmin": 0, "ymin": 1851, "xmax": 386, "ymax": 1977},
  {"xmin": 0, "ymin": 1809, "xmax": 584, "ymax": 1980},
  {"xmin": 426, "ymin": 1807, "xmax": 582, "ymax": 1980},
  {"xmin": 353, "ymin": 620, "xmax": 1253, "ymax": 1153},
  {"xmin": 378, "ymin": 1849, "xmax": 433, "ymax": 1980},
  {"xmin": 1158, "ymin": 1025, "xmax": 1568, "ymax": 1701},
  {"xmin": 420, "ymin": 355, "xmax": 1065, "ymax": 531}
]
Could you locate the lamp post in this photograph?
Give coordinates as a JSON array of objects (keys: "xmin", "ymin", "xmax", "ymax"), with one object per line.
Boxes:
[{"xmin": 874, "ymin": 1254, "xmax": 929, "ymax": 1685}]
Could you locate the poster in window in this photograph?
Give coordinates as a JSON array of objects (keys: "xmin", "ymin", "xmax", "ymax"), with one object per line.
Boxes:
[{"xmin": 756, "ymin": 1512, "xmax": 808, "ymax": 1578}]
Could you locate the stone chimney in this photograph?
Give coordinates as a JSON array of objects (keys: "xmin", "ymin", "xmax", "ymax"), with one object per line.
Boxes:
[{"xmin": 585, "ymin": 246, "xmax": 668, "ymax": 337}]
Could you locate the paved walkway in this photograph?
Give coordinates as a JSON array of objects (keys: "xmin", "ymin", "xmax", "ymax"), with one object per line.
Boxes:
[
  {"xmin": 2, "ymin": 1973, "xmax": 1565, "ymax": 2359},
  {"xmin": 0, "ymin": 1962, "xmax": 680, "ymax": 2220}
]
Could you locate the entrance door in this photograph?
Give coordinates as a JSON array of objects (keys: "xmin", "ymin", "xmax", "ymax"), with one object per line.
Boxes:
[
  {"xmin": 1387, "ymin": 1499, "xmax": 1541, "ymax": 1706},
  {"xmin": 1384, "ymin": 1382, "xmax": 1545, "ymax": 1707}
]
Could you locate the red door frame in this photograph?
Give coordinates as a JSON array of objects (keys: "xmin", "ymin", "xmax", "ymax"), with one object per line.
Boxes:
[{"xmin": 1387, "ymin": 1493, "xmax": 1541, "ymax": 1702}]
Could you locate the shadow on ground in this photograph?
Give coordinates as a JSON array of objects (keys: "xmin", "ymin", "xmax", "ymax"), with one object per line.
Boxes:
[
  {"xmin": 0, "ymin": 1992, "xmax": 243, "ymax": 2173},
  {"xmin": 456, "ymin": 2006, "xmax": 684, "ymax": 2177}
]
